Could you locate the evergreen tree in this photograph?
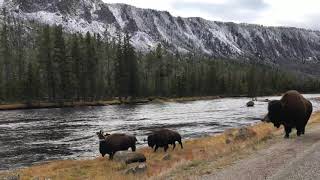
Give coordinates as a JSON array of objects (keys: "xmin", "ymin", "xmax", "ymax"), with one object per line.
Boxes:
[
  {"xmin": 103, "ymin": 35, "xmax": 116, "ymax": 97},
  {"xmin": 70, "ymin": 34, "xmax": 81, "ymax": 100},
  {"xmin": 77, "ymin": 34, "xmax": 88, "ymax": 100},
  {"xmin": 52, "ymin": 25, "xmax": 68, "ymax": 100},
  {"xmin": 115, "ymin": 34, "xmax": 126, "ymax": 99},
  {"xmin": 38, "ymin": 25, "xmax": 54, "ymax": 101},
  {"xmin": 155, "ymin": 44, "xmax": 166, "ymax": 96},
  {"xmin": 24, "ymin": 63, "xmax": 40, "ymax": 103},
  {"xmin": 95, "ymin": 33, "xmax": 105, "ymax": 99},
  {"xmin": 0, "ymin": 8, "xmax": 13, "ymax": 100},
  {"xmin": 123, "ymin": 33, "xmax": 138, "ymax": 97},
  {"xmin": 0, "ymin": 19, "xmax": 318, "ymax": 103},
  {"xmin": 247, "ymin": 65, "xmax": 257, "ymax": 97},
  {"xmin": 85, "ymin": 32, "xmax": 98, "ymax": 100}
]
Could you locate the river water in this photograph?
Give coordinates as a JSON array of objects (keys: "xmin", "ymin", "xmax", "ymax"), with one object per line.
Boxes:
[{"xmin": 1, "ymin": 94, "xmax": 320, "ymax": 170}]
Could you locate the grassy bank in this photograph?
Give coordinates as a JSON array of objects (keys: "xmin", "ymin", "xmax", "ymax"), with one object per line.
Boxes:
[
  {"xmin": 0, "ymin": 123, "xmax": 273, "ymax": 180},
  {"xmin": 0, "ymin": 96, "xmax": 221, "ymax": 110},
  {"xmin": 0, "ymin": 121, "xmax": 278, "ymax": 179},
  {"xmin": 3, "ymin": 113, "xmax": 319, "ymax": 180}
]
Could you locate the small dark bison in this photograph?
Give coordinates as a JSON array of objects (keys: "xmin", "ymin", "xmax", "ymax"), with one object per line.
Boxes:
[
  {"xmin": 97, "ymin": 131, "xmax": 137, "ymax": 159},
  {"xmin": 263, "ymin": 90, "xmax": 313, "ymax": 138},
  {"xmin": 247, "ymin": 101, "xmax": 255, "ymax": 107},
  {"xmin": 147, "ymin": 129, "xmax": 183, "ymax": 152}
]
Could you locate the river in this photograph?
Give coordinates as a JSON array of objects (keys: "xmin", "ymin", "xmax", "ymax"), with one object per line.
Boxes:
[{"xmin": 1, "ymin": 94, "xmax": 320, "ymax": 170}]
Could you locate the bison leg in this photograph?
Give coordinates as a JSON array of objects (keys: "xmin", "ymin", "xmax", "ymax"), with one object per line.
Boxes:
[
  {"xmin": 179, "ymin": 140, "xmax": 183, "ymax": 149},
  {"xmin": 297, "ymin": 121, "xmax": 307, "ymax": 136},
  {"xmin": 302, "ymin": 125, "xmax": 306, "ymax": 135},
  {"xmin": 109, "ymin": 152, "xmax": 114, "ymax": 160},
  {"xmin": 154, "ymin": 145, "xmax": 159, "ymax": 152},
  {"xmin": 164, "ymin": 144, "xmax": 169, "ymax": 152},
  {"xmin": 296, "ymin": 126, "xmax": 303, "ymax": 136},
  {"xmin": 297, "ymin": 130, "xmax": 302, "ymax": 137},
  {"xmin": 172, "ymin": 142, "xmax": 176, "ymax": 150},
  {"xmin": 284, "ymin": 126, "xmax": 292, "ymax": 138},
  {"xmin": 132, "ymin": 145, "xmax": 136, "ymax": 152}
]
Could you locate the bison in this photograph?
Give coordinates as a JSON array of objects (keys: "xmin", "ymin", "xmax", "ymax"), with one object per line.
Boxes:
[
  {"xmin": 147, "ymin": 129, "xmax": 183, "ymax": 152},
  {"xmin": 263, "ymin": 90, "xmax": 313, "ymax": 138},
  {"xmin": 97, "ymin": 131, "xmax": 137, "ymax": 159}
]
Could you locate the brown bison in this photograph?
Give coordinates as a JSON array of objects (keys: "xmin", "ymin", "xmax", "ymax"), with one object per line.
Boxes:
[
  {"xmin": 147, "ymin": 129, "xmax": 183, "ymax": 152},
  {"xmin": 263, "ymin": 90, "xmax": 313, "ymax": 138},
  {"xmin": 97, "ymin": 131, "xmax": 137, "ymax": 159}
]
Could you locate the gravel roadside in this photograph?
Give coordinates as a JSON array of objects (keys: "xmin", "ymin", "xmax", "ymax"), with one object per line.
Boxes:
[{"xmin": 201, "ymin": 121, "xmax": 320, "ymax": 180}]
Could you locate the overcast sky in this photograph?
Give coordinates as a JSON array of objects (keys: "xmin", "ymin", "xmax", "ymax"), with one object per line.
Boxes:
[{"xmin": 102, "ymin": 0, "xmax": 320, "ymax": 30}]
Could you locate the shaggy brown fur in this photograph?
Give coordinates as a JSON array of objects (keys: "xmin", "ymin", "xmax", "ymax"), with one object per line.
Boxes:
[
  {"xmin": 263, "ymin": 90, "xmax": 313, "ymax": 138},
  {"xmin": 97, "ymin": 131, "xmax": 137, "ymax": 159},
  {"xmin": 148, "ymin": 129, "xmax": 183, "ymax": 152}
]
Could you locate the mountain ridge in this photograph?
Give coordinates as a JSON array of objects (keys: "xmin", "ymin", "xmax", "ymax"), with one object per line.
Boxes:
[
  {"xmin": 2, "ymin": 0, "xmax": 320, "ymax": 74},
  {"xmin": 110, "ymin": 3, "xmax": 320, "ymax": 33}
]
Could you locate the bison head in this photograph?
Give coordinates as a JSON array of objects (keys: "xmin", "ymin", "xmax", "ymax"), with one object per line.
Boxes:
[
  {"xmin": 262, "ymin": 100, "xmax": 283, "ymax": 128},
  {"xmin": 97, "ymin": 130, "xmax": 105, "ymax": 140},
  {"xmin": 96, "ymin": 131, "xmax": 111, "ymax": 139},
  {"xmin": 97, "ymin": 130, "xmax": 108, "ymax": 157}
]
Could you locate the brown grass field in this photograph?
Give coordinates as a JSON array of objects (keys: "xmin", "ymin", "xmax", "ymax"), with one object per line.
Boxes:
[{"xmin": 1, "ymin": 112, "xmax": 320, "ymax": 180}]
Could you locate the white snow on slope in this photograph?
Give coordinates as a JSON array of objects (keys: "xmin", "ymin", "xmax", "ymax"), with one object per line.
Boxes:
[
  {"xmin": 2, "ymin": 0, "xmax": 320, "ymax": 61},
  {"xmin": 108, "ymin": 4, "xmax": 126, "ymax": 29},
  {"xmin": 23, "ymin": 11, "xmax": 106, "ymax": 35}
]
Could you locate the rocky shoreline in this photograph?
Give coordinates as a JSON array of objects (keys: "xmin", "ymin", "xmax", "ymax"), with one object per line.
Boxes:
[{"xmin": 0, "ymin": 96, "xmax": 221, "ymax": 111}]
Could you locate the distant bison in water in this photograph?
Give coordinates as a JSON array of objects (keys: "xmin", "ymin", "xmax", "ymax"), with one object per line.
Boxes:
[
  {"xmin": 247, "ymin": 101, "xmax": 255, "ymax": 107},
  {"xmin": 148, "ymin": 129, "xmax": 183, "ymax": 152},
  {"xmin": 97, "ymin": 131, "xmax": 137, "ymax": 159},
  {"xmin": 263, "ymin": 90, "xmax": 313, "ymax": 138}
]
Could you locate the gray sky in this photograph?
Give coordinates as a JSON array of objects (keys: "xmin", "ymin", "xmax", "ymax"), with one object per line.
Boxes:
[{"xmin": 102, "ymin": 0, "xmax": 320, "ymax": 30}]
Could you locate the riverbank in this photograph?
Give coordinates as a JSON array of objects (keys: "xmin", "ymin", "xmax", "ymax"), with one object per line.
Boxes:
[
  {"xmin": 5, "ymin": 112, "xmax": 320, "ymax": 180},
  {"xmin": 0, "ymin": 123, "xmax": 274, "ymax": 180},
  {"xmin": 0, "ymin": 96, "xmax": 221, "ymax": 111},
  {"xmin": 1, "ymin": 112, "xmax": 319, "ymax": 180}
]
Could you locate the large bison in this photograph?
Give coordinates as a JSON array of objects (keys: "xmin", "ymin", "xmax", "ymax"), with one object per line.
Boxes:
[
  {"xmin": 97, "ymin": 131, "xmax": 137, "ymax": 159},
  {"xmin": 148, "ymin": 129, "xmax": 183, "ymax": 152},
  {"xmin": 263, "ymin": 90, "xmax": 313, "ymax": 138}
]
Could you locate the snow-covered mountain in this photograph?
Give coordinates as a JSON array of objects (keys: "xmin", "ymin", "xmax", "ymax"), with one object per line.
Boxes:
[{"xmin": 2, "ymin": 0, "xmax": 320, "ymax": 66}]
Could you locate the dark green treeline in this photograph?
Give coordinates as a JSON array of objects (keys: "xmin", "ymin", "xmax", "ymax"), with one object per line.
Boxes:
[{"xmin": 0, "ymin": 11, "xmax": 319, "ymax": 103}]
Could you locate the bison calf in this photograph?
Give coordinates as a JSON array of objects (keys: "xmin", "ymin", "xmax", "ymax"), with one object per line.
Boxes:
[
  {"xmin": 148, "ymin": 129, "xmax": 183, "ymax": 152},
  {"xmin": 263, "ymin": 90, "xmax": 313, "ymax": 138},
  {"xmin": 97, "ymin": 131, "xmax": 137, "ymax": 159}
]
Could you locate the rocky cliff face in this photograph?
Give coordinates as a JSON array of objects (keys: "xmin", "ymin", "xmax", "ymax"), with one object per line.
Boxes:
[{"xmin": 2, "ymin": 0, "xmax": 320, "ymax": 69}]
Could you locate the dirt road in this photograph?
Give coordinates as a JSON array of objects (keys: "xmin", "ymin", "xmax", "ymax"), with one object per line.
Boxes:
[{"xmin": 202, "ymin": 122, "xmax": 320, "ymax": 180}]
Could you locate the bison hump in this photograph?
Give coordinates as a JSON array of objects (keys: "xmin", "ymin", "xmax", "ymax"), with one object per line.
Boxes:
[{"xmin": 281, "ymin": 91, "xmax": 306, "ymax": 111}]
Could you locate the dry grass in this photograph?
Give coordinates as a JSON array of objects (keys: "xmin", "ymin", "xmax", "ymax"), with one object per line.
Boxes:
[
  {"xmin": 164, "ymin": 111, "xmax": 320, "ymax": 179},
  {"xmin": 0, "ymin": 122, "xmax": 275, "ymax": 180},
  {"xmin": 2, "ymin": 112, "xmax": 320, "ymax": 180}
]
